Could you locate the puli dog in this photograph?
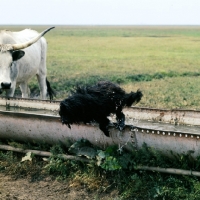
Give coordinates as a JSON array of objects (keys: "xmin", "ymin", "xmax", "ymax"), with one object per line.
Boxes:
[{"xmin": 59, "ymin": 81, "xmax": 143, "ymax": 137}]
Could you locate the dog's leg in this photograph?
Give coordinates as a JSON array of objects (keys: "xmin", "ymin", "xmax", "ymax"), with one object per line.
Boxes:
[
  {"xmin": 99, "ymin": 117, "xmax": 110, "ymax": 137},
  {"xmin": 116, "ymin": 110, "xmax": 125, "ymax": 131}
]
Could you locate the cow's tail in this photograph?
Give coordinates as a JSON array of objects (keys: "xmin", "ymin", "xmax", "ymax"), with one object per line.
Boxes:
[{"xmin": 46, "ymin": 78, "xmax": 56, "ymax": 101}]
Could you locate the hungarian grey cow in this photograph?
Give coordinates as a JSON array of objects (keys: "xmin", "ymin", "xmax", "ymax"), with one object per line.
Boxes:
[{"xmin": 0, "ymin": 27, "xmax": 55, "ymax": 100}]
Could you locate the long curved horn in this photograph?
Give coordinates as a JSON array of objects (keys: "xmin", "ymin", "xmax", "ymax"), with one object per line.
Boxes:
[{"xmin": 12, "ymin": 26, "xmax": 55, "ymax": 50}]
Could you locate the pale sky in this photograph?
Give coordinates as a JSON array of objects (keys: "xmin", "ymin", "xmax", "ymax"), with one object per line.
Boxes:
[{"xmin": 1, "ymin": 0, "xmax": 200, "ymax": 25}]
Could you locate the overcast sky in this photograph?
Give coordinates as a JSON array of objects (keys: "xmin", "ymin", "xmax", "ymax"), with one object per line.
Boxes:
[{"xmin": 1, "ymin": 0, "xmax": 200, "ymax": 25}]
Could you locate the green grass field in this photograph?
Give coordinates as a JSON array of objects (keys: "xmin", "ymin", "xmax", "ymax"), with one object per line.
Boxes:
[
  {"xmin": 47, "ymin": 26, "xmax": 200, "ymax": 109},
  {"xmin": 2, "ymin": 25, "xmax": 200, "ymax": 109}
]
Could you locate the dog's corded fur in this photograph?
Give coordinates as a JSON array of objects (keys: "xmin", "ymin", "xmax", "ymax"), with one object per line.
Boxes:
[{"xmin": 59, "ymin": 81, "xmax": 143, "ymax": 137}]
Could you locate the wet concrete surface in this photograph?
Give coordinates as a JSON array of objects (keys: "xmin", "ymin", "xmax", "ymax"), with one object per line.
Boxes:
[
  {"xmin": 1, "ymin": 105, "xmax": 200, "ymax": 135},
  {"xmin": 126, "ymin": 118, "xmax": 200, "ymax": 134},
  {"xmin": 0, "ymin": 105, "xmax": 58, "ymax": 116}
]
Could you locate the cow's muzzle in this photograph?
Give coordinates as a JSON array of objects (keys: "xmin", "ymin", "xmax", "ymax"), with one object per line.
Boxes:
[{"xmin": 1, "ymin": 82, "xmax": 11, "ymax": 89}]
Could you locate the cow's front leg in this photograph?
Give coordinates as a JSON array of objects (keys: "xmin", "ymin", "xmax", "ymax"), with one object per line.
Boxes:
[
  {"xmin": 19, "ymin": 82, "xmax": 30, "ymax": 98},
  {"xmin": 6, "ymin": 82, "xmax": 16, "ymax": 97},
  {"xmin": 6, "ymin": 88, "xmax": 15, "ymax": 97}
]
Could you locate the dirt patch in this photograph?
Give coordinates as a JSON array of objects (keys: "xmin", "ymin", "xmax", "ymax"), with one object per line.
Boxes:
[{"xmin": 0, "ymin": 173, "xmax": 119, "ymax": 200}]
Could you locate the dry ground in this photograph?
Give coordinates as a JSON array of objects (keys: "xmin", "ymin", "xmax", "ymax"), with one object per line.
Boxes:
[{"xmin": 0, "ymin": 174, "xmax": 119, "ymax": 200}]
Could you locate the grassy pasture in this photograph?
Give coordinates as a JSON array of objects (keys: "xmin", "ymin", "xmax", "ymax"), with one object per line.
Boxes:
[
  {"xmin": 47, "ymin": 26, "xmax": 200, "ymax": 109},
  {"xmin": 2, "ymin": 25, "xmax": 200, "ymax": 109}
]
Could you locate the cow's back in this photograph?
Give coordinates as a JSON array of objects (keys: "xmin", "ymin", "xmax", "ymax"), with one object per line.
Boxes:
[{"xmin": 8, "ymin": 29, "xmax": 47, "ymax": 83}]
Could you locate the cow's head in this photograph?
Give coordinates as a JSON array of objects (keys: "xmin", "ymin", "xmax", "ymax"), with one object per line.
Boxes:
[
  {"xmin": 0, "ymin": 27, "xmax": 54, "ymax": 91},
  {"xmin": 0, "ymin": 50, "xmax": 25, "ymax": 90}
]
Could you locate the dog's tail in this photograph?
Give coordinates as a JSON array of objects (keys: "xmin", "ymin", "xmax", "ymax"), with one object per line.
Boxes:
[
  {"xmin": 46, "ymin": 78, "xmax": 56, "ymax": 101},
  {"xmin": 125, "ymin": 89, "xmax": 143, "ymax": 107}
]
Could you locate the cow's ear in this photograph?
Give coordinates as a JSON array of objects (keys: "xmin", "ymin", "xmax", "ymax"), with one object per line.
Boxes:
[{"xmin": 12, "ymin": 50, "xmax": 25, "ymax": 61}]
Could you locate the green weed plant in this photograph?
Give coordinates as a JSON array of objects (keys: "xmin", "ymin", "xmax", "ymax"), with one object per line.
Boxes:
[{"xmin": 1, "ymin": 140, "xmax": 200, "ymax": 199}]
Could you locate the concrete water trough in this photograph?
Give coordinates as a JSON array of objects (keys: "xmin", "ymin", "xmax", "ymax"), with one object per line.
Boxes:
[{"xmin": 0, "ymin": 98, "xmax": 200, "ymax": 157}]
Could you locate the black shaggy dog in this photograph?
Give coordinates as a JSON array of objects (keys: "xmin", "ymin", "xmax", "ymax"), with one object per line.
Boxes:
[{"xmin": 59, "ymin": 81, "xmax": 142, "ymax": 137}]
